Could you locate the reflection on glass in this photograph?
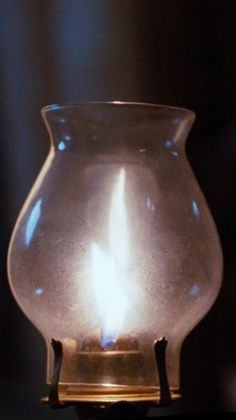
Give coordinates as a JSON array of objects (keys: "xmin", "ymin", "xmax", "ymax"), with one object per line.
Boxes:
[
  {"xmin": 34, "ymin": 287, "xmax": 44, "ymax": 296},
  {"xmin": 189, "ymin": 284, "xmax": 200, "ymax": 296},
  {"xmin": 25, "ymin": 198, "xmax": 42, "ymax": 246},
  {"xmin": 192, "ymin": 200, "xmax": 200, "ymax": 218},
  {"xmin": 58, "ymin": 141, "xmax": 66, "ymax": 151},
  {"xmin": 164, "ymin": 139, "xmax": 173, "ymax": 149}
]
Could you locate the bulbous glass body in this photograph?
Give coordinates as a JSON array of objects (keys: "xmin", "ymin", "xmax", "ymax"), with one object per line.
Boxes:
[{"xmin": 7, "ymin": 103, "xmax": 223, "ymax": 403}]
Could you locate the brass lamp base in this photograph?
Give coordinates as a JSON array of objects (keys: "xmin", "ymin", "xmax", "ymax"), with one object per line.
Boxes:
[{"xmin": 42, "ymin": 337, "xmax": 179, "ymax": 418}]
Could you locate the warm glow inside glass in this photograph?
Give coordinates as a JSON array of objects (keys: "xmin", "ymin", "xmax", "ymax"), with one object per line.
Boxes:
[{"xmin": 7, "ymin": 103, "xmax": 223, "ymax": 403}]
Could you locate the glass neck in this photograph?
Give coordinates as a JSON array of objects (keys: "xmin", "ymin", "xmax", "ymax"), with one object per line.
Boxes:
[{"xmin": 42, "ymin": 103, "xmax": 195, "ymax": 155}]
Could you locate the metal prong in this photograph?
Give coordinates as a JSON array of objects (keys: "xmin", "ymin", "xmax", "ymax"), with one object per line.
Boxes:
[
  {"xmin": 49, "ymin": 339, "xmax": 63, "ymax": 408},
  {"xmin": 154, "ymin": 337, "xmax": 171, "ymax": 405}
]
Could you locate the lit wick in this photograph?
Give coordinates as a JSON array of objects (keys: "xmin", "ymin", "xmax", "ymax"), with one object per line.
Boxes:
[{"xmin": 100, "ymin": 330, "xmax": 116, "ymax": 350}]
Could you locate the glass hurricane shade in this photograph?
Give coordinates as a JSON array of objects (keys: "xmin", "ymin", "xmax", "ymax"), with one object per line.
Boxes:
[{"xmin": 7, "ymin": 103, "xmax": 223, "ymax": 403}]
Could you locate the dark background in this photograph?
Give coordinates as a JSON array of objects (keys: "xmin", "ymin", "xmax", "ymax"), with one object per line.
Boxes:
[{"xmin": 0, "ymin": 0, "xmax": 236, "ymax": 418}]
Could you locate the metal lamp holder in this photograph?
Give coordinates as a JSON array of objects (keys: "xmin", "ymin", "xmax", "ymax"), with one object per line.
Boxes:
[{"xmin": 44, "ymin": 336, "xmax": 173, "ymax": 418}]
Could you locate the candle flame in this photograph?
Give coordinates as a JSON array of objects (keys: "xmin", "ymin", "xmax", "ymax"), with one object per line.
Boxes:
[{"xmin": 92, "ymin": 168, "xmax": 128, "ymax": 347}]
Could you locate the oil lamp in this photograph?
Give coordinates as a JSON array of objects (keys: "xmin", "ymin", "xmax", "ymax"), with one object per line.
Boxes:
[{"xmin": 7, "ymin": 102, "xmax": 223, "ymax": 417}]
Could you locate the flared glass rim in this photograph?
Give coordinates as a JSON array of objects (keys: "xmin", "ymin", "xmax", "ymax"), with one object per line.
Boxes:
[{"xmin": 41, "ymin": 101, "xmax": 195, "ymax": 120}]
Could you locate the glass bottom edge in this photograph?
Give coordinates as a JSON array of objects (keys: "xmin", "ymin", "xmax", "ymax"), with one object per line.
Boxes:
[{"xmin": 46, "ymin": 384, "xmax": 181, "ymax": 403}]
